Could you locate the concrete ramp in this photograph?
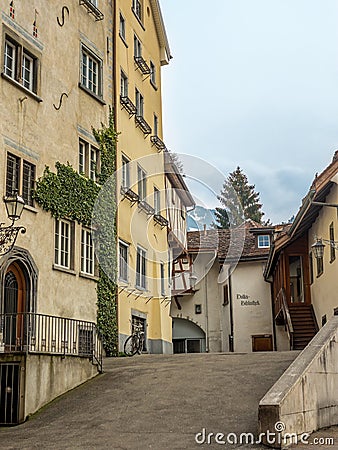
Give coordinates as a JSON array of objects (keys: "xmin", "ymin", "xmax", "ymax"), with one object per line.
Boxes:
[{"xmin": 259, "ymin": 315, "xmax": 338, "ymax": 448}]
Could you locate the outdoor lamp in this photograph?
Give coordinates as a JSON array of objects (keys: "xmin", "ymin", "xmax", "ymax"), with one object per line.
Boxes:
[
  {"xmin": 311, "ymin": 238, "xmax": 325, "ymax": 260},
  {"xmin": 189, "ymin": 273, "xmax": 198, "ymax": 289},
  {"xmin": 4, "ymin": 189, "xmax": 25, "ymax": 223}
]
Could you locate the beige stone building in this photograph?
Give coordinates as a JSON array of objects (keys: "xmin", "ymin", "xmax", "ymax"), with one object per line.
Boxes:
[
  {"xmin": 0, "ymin": 0, "xmax": 175, "ymax": 424},
  {"xmin": 170, "ymin": 221, "xmax": 275, "ymax": 353}
]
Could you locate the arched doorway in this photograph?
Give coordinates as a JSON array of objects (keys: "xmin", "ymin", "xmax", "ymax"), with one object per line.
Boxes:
[
  {"xmin": 4, "ymin": 263, "xmax": 26, "ymax": 349},
  {"xmin": 172, "ymin": 318, "xmax": 206, "ymax": 353}
]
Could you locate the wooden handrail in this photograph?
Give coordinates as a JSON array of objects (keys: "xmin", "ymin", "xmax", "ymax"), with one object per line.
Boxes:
[{"xmin": 276, "ymin": 288, "xmax": 294, "ymax": 350}]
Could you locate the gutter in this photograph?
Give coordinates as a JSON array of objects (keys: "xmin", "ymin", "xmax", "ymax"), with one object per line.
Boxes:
[{"xmin": 287, "ymin": 189, "xmax": 316, "ymax": 237}]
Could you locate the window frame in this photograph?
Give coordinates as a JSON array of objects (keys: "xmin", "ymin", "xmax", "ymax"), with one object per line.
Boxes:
[
  {"xmin": 136, "ymin": 246, "xmax": 147, "ymax": 289},
  {"xmin": 257, "ymin": 235, "xmax": 270, "ymax": 249},
  {"xmin": 132, "ymin": 0, "xmax": 143, "ymax": 23},
  {"xmin": 80, "ymin": 44, "xmax": 103, "ymax": 99},
  {"xmin": 133, "ymin": 34, "xmax": 142, "ymax": 58},
  {"xmin": 329, "ymin": 222, "xmax": 336, "ymax": 263},
  {"xmin": 135, "ymin": 88, "xmax": 144, "ymax": 117},
  {"xmin": 119, "ymin": 240, "xmax": 129, "ymax": 282},
  {"xmin": 54, "ymin": 219, "xmax": 73, "ymax": 270},
  {"xmin": 119, "ymin": 12, "xmax": 126, "ymax": 41},
  {"xmin": 121, "ymin": 155, "xmax": 131, "ymax": 189},
  {"xmin": 120, "ymin": 69, "xmax": 128, "ymax": 97},
  {"xmin": 3, "ymin": 31, "xmax": 40, "ymax": 98},
  {"xmin": 160, "ymin": 262, "xmax": 165, "ymax": 296},
  {"xmin": 137, "ymin": 165, "xmax": 147, "ymax": 201},
  {"xmin": 150, "ymin": 61, "xmax": 156, "ymax": 87},
  {"xmin": 153, "ymin": 114, "xmax": 158, "ymax": 136},
  {"xmin": 154, "ymin": 186, "xmax": 160, "ymax": 214},
  {"xmin": 81, "ymin": 228, "xmax": 95, "ymax": 276},
  {"xmin": 79, "ymin": 138, "xmax": 100, "ymax": 182},
  {"xmin": 6, "ymin": 153, "xmax": 36, "ymax": 207}
]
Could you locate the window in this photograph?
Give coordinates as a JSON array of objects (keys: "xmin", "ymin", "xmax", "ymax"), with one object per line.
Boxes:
[
  {"xmin": 329, "ymin": 223, "xmax": 335, "ymax": 262},
  {"xmin": 80, "ymin": 45, "xmax": 102, "ymax": 97},
  {"xmin": 119, "ymin": 13, "xmax": 126, "ymax": 40},
  {"xmin": 79, "ymin": 139, "xmax": 100, "ymax": 181},
  {"xmin": 136, "ymin": 246, "xmax": 146, "ymax": 289},
  {"xmin": 257, "ymin": 235, "xmax": 270, "ymax": 248},
  {"xmin": 55, "ymin": 219, "xmax": 73, "ymax": 269},
  {"xmin": 134, "ymin": 35, "xmax": 142, "ymax": 58},
  {"xmin": 309, "ymin": 252, "xmax": 314, "ymax": 285},
  {"xmin": 135, "ymin": 88, "xmax": 144, "ymax": 116},
  {"xmin": 160, "ymin": 262, "xmax": 165, "ymax": 296},
  {"xmin": 137, "ymin": 165, "xmax": 146, "ymax": 200},
  {"xmin": 22, "ymin": 161, "xmax": 35, "ymax": 206},
  {"xmin": 195, "ymin": 304, "xmax": 202, "ymax": 314},
  {"xmin": 132, "ymin": 0, "xmax": 142, "ymax": 21},
  {"xmin": 81, "ymin": 229, "xmax": 94, "ymax": 275},
  {"xmin": 79, "ymin": 327, "xmax": 93, "ymax": 357},
  {"xmin": 4, "ymin": 35, "xmax": 38, "ymax": 94},
  {"xmin": 154, "ymin": 187, "xmax": 160, "ymax": 213},
  {"xmin": 150, "ymin": 61, "xmax": 156, "ymax": 86},
  {"xmin": 119, "ymin": 241, "xmax": 129, "ymax": 282},
  {"xmin": 121, "ymin": 155, "xmax": 130, "ymax": 189},
  {"xmin": 316, "ymin": 253, "xmax": 324, "ymax": 278},
  {"xmin": 6, "ymin": 153, "xmax": 20, "ymax": 196},
  {"xmin": 120, "ymin": 70, "xmax": 128, "ymax": 97},
  {"xmin": 153, "ymin": 114, "xmax": 158, "ymax": 136},
  {"xmin": 6, "ymin": 153, "xmax": 36, "ymax": 207}
]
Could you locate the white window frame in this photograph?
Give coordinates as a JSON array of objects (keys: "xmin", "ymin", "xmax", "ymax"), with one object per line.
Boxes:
[
  {"xmin": 132, "ymin": 0, "xmax": 142, "ymax": 22},
  {"xmin": 150, "ymin": 61, "xmax": 156, "ymax": 85},
  {"xmin": 80, "ymin": 44, "xmax": 102, "ymax": 97},
  {"xmin": 119, "ymin": 12, "xmax": 126, "ymax": 40},
  {"xmin": 136, "ymin": 246, "xmax": 147, "ymax": 289},
  {"xmin": 122, "ymin": 155, "xmax": 130, "ymax": 189},
  {"xmin": 135, "ymin": 88, "xmax": 144, "ymax": 117},
  {"xmin": 3, "ymin": 35, "xmax": 38, "ymax": 94},
  {"xmin": 119, "ymin": 241, "xmax": 129, "ymax": 282},
  {"xmin": 154, "ymin": 187, "xmax": 160, "ymax": 214},
  {"xmin": 134, "ymin": 35, "xmax": 142, "ymax": 58},
  {"xmin": 137, "ymin": 165, "xmax": 146, "ymax": 200},
  {"xmin": 79, "ymin": 139, "xmax": 100, "ymax": 181},
  {"xmin": 81, "ymin": 228, "xmax": 94, "ymax": 276},
  {"xmin": 120, "ymin": 70, "xmax": 128, "ymax": 97},
  {"xmin": 55, "ymin": 219, "xmax": 72, "ymax": 269},
  {"xmin": 257, "ymin": 235, "xmax": 270, "ymax": 248}
]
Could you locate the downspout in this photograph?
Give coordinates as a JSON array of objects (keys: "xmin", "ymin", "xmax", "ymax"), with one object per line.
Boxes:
[
  {"xmin": 204, "ymin": 269, "xmax": 209, "ymax": 352},
  {"xmin": 228, "ymin": 265, "xmax": 234, "ymax": 352}
]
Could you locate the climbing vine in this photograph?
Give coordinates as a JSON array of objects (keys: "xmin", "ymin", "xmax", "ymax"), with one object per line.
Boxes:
[{"xmin": 33, "ymin": 109, "xmax": 119, "ymax": 356}]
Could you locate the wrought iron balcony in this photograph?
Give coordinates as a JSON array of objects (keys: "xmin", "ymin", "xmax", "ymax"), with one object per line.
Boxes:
[
  {"xmin": 138, "ymin": 200, "xmax": 155, "ymax": 216},
  {"xmin": 134, "ymin": 56, "xmax": 151, "ymax": 75},
  {"xmin": 150, "ymin": 135, "xmax": 166, "ymax": 152},
  {"xmin": 0, "ymin": 312, "xmax": 103, "ymax": 372},
  {"xmin": 153, "ymin": 214, "xmax": 168, "ymax": 228},
  {"xmin": 79, "ymin": 0, "xmax": 104, "ymax": 21},
  {"xmin": 121, "ymin": 186, "xmax": 139, "ymax": 204},
  {"xmin": 120, "ymin": 95, "xmax": 137, "ymax": 116},
  {"xmin": 135, "ymin": 115, "xmax": 152, "ymax": 136}
]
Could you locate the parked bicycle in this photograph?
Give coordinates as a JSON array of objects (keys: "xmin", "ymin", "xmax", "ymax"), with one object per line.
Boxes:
[{"xmin": 124, "ymin": 324, "xmax": 144, "ymax": 356}]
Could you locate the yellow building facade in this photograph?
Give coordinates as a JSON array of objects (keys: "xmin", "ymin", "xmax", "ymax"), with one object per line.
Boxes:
[{"xmin": 113, "ymin": 0, "xmax": 173, "ymax": 353}]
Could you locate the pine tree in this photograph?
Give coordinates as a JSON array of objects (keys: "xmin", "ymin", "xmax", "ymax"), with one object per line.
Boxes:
[{"xmin": 214, "ymin": 167, "xmax": 265, "ymax": 228}]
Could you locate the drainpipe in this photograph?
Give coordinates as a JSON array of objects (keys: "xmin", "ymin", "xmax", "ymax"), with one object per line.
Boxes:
[
  {"xmin": 228, "ymin": 266, "xmax": 234, "ymax": 352},
  {"xmin": 204, "ymin": 269, "xmax": 209, "ymax": 352}
]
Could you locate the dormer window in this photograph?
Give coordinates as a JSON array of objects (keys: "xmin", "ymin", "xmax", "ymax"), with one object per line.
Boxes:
[{"xmin": 257, "ymin": 235, "xmax": 270, "ymax": 248}]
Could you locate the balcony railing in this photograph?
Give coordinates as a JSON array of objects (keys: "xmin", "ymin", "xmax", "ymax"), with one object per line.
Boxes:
[
  {"xmin": 0, "ymin": 312, "xmax": 103, "ymax": 372},
  {"xmin": 79, "ymin": 0, "xmax": 104, "ymax": 21},
  {"xmin": 134, "ymin": 56, "xmax": 151, "ymax": 75},
  {"xmin": 135, "ymin": 115, "xmax": 152, "ymax": 136},
  {"xmin": 121, "ymin": 186, "xmax": 139, "ymax": 204},
  {"xmin": 138, "ymin": 200, "xmax": 155, "ymax": 216},
  {"xmin": 150, "ymin": 135, "xmax": 167, "ymax": 152},
  {"xmin": 153, "ymin": 214, "xmax": 168, "ymax": 228},
  {"xmin": 120, "ymin": 96, "xmax": 137, "ymax": 116}
]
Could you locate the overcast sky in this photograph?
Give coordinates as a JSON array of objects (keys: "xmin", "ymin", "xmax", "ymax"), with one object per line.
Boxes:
[{"xmin": 160, "ymin": 0, "xmax": 338, "ymax": 224}]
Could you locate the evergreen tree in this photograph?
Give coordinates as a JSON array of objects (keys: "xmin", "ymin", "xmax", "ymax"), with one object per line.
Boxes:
[{"xmin": 214, "ymin": 166, "xmax": 265, "ymax": 228}]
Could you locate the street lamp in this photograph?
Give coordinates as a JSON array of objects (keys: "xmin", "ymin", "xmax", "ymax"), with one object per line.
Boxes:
[
  {"xmin": 0, "ymin": 190, "xmax": 26, "ymax": 256},
  {"xmin": 311, "ymin": 237, "xmax": 338, "ymax": 260}
]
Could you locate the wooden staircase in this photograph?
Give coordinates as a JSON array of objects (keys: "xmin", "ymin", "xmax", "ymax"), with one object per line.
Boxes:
[{"xmin": 289, "ymin": 304, "xmax": 318, "ymax": 350}]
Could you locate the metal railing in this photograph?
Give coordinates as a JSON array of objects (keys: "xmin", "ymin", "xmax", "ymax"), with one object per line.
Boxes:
[
  {"xmin": 275, "ymin": 288, "xmax": 294, "ymax": 350},
  {"xmin": 0, "ymin": 312, "xmax": 103, "ymax": 372}
]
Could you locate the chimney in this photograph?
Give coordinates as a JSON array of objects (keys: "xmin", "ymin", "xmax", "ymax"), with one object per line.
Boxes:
[{"xmin": 203, "ymin": 224, "xmax": 207, "ymax": 236}]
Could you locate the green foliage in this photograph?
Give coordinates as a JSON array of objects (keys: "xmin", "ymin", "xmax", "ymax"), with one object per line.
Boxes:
[
  {"xmin": 214, "ymin": 166, "xmax": 266, "ymax": 229},
  {"xmin": 33, "ymin": 162, "xmax": 100, "ymax": 226},
  {"xmin": 33, "ymin": 109, "xmax": 119, "ymax": 356}
]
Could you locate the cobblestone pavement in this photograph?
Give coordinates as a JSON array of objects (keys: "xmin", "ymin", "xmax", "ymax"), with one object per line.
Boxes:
[{"xmin": 1, "ymin": 352, "xmax": 330, "ymax": 450}]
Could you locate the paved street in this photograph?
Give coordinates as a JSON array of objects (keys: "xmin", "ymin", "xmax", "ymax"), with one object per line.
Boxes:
[{"xmin": 0, "ymin": 352, "xmax": 335, "ymax": 450}]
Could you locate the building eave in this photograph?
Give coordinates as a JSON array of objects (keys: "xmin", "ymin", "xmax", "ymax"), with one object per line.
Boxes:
[{"xmin": 149, "ymin": 0, "xmax": 172, "ymax": 65}]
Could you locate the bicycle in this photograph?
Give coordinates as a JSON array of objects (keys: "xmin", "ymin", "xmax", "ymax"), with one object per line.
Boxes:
[{"xmin": 124, "ymin": 324, "xmax": 145, "ymax": 356}]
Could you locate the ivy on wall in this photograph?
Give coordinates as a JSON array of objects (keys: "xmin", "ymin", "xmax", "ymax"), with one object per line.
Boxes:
[{"xmin": 33, "ymin": 110, "xmax": 119, "ymax": 356}]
